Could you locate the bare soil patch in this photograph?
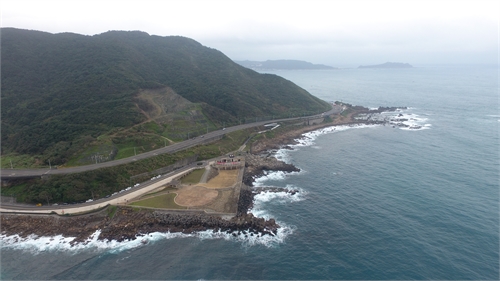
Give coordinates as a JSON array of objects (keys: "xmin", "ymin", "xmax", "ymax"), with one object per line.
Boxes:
[
  {"xmin": 175, "ymin": 185, "xmax": 218, "ymax": 207},
  {"xmin": 198, "ymin": 169, "xmax": 240, "ymax": 189},
  {"xmin": 200, "ymin": 188, "xmax": 238, "ymax": 213}
]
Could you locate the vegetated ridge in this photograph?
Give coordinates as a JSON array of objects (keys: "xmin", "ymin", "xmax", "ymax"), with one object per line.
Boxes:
[
  {"xmin": 358, "ymin": 62, "xmax": 413, "ymax": 69},
  {"xmin": 235, "ymin": 59, "xmax": 336, "ymax": 70},
  {"xmin": 1, "ymin": 28, "xmax": 330, "ymax": 166}
]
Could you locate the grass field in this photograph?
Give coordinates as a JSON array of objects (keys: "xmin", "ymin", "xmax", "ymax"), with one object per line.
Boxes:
[
  {"xmin": 130, "ymin": 193, "xmax": 186, "ymax": 209},
  {"xmin": 140, "ymin": 186, "xmax": 177, "ymax": 198},
  {"xmin": 1, "ymin": 154, "xmax": 43, "ymax": 169},
  {"xmin": 180, "ymin": 169, "xmax": 205, "ymax": 184}
]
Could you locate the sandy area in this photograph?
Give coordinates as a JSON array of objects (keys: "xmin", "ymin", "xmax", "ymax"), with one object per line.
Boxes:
[
  {"xmin": 174, "ymin": 185, "xmax": 218, "ymax": 207},
  {"xmin": 198, "ymin": 169, "xmax": 240, "ymax": 189}
]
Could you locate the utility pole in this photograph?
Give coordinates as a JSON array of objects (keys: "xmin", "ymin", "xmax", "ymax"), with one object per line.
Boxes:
[
  {"xmin": 134, "ymin": 147, "xmax": 136, "ymax": 156},
  {"xmin": 10, "ymin": 160, "xmax": 13, "ymax": 169},
  {"xmin": 164, "ymin": 139, "xmax": 167, "ymax": 147}
]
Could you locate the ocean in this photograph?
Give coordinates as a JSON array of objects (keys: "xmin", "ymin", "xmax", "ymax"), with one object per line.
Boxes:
[{"xmin": 1, "ymin": 65, "xmax": 498, "ymax": 280}]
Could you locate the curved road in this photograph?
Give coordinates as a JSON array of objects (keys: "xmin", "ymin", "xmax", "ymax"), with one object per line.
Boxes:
[
  {"xmin": 0, "ymin": 163, "xmax": 197, "ymax": 214},
  {"xmin": 1, "ymin": 104, "xmax": 341, "ymax": 179}
]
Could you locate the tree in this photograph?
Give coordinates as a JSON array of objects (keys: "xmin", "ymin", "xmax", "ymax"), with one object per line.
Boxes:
[{"xmin": 38, "ymin": 190, "xmax": 52, "ymax": 205}]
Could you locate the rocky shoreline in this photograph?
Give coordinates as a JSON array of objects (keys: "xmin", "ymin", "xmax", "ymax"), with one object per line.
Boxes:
[
  {"xmin": 1, "ymin": 105, "xmax": 406, "ymax": 245},
  {"xmin": 0, "ymin": 155, "xmax": 296, "ymax": 244},
  {"xmin": 243, "ymin": 153, "xmax": 300, "ymax": 186},
  {"xmin": 0, "ymin": 153, "xmax": 296, "ymax": 244},
  {"xmin": 0, "ymin": 206, "xmax": 280, "ymax": 244}
]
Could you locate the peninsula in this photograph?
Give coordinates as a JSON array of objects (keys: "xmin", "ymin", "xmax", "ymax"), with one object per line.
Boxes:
[
  {"xmin": 235, "ymin": 59, "xmax": 336, "ymax": 70},
  {"xmin": 0, "ymin": 28, "xmax": 407, "ymax": 245},
  {"xmin": 1, "ymin": 103, "xmax": 408, "ymax": 244},
  {"xmin": 358, "ymin": 62, "xmax": 413, "ymax": 69}
]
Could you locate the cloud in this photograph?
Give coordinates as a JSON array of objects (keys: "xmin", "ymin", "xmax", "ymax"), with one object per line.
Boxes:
[{"xmin": 1, "ymin": 0, "xmax": 498, "ymax": 65}]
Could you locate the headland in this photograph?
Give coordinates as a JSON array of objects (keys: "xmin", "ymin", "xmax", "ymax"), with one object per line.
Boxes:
[{"xmin": 1, "ymin": 103, "xmax": 407, "ymax": 244}]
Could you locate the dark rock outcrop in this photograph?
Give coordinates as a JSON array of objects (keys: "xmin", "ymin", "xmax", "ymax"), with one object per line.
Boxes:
[
  {"xmin": 243, "ymin": 154, "xmax": 300, "ymax": 186},
  {"xmin": 0, "ymin": 206, "xmax": 280, "ymax": 244}
]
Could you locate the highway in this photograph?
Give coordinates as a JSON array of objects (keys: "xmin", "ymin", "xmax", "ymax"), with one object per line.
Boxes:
[
  {"xmin": 0, "ymin": 163, "xmax": 197, "ymax": 214},
  {"xmin": 0, "ymin": 104, "xmax": 341, "ymax": 179}
]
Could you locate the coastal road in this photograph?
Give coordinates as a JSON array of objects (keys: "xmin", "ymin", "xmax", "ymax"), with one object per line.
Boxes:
[
  {"xmin": 0, "ymin": 163, "xmax": 198, "ymax": 215},
  {"xmin": 1, "ymin": 104, "xmax": 341, "ymax": 179}
]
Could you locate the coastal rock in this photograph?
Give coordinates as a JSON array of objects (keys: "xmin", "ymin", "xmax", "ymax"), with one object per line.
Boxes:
[
  {"xmin": 243, "ymin": 153, "xmax": 300, "ymax": 186},
  {"xmin": 0, "ymin": 206, "xmax": 281, "ymax": 243}
]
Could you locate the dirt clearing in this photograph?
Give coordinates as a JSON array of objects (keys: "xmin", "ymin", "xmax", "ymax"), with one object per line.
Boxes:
[
  {"xmin": 175, "ymin": 185, "xmax": 218, "ymax": 207},
  {"xmin": 199, "ymin": 169, "xmax": 240, "ymax": 189}
]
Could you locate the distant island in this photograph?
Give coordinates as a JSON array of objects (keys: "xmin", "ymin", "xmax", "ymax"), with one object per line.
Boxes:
[
  {"xmin": 358, "ymin": 62, "xmax": 413, "ymax": 69},
  {"xmin": 235, "ymin": 59, "xmax": 336, "ymax": 70}
]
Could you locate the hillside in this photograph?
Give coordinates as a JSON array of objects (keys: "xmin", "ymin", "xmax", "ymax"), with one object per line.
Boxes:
[
  {"xmin": 236, "ymin": 59, "xmax": 335, "ymax": 70},
  {"xmin": 1, "ymin": 28, "xmax": 330, "ymax": 167}
]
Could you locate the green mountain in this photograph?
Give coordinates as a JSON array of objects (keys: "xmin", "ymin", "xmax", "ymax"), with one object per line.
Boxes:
[{"xmin": 1, "ymin": 28, "xmax": 330, "ymax": 166}]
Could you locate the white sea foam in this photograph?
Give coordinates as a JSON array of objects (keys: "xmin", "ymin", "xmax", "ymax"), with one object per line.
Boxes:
[
  {"xmin": 381, "ymin": 109, "xmax": 432, "ymax": 131},
  {"xmin": 1, "ymin": 189, "xmax": 303, "ymax": 252},
  {"xmin": 253, "ymin": 170, "xmax": 302, "ymax": 187},
  {"xmin": 276, "ymin": 123, "xmax": 370, "ymax": 153},
  {"xmin": 253, "ymin": 187, "xmax": 306, "ymax": 204},
  {"xmin": 250, "ymin": 185, "xmax": 306, "ymax": 219},
  {"xmin": 195, "ymin": 222, "xmax": 295, "ymax": 248},
  {"xmin": 0, "ymin": 230, "xmax": 187, "ymax": 254},
  {"xmin": 1, "ymin": 220, "xmax": 293, "ymax": 252},
  {"xmin": 295, "ymin": 123, "xmax": 379, "ymax": 149},
  {"xmin": 274, "ymin": 148, "xmax": 292, "ymax": 163}
]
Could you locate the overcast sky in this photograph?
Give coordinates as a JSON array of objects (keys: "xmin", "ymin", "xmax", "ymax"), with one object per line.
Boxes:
[{"xmin": 1, "ymin": 0, "xmax": 498, "ymax": 66}]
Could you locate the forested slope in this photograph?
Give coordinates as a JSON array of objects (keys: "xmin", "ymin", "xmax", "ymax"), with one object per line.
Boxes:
[{"xmin": 1, "ymin": 28, "xmax": 330, "ymax": 165}]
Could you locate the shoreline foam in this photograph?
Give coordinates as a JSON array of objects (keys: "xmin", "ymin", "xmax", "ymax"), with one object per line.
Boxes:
[{"xmin": 1, "ymin": 107, "xmax": 424, "ymax": 252}]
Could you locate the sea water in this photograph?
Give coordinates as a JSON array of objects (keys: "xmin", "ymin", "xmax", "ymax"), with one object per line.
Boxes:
[{"xmin": 1, "ymin": 65, "xmax": 498, "ymax": 280}]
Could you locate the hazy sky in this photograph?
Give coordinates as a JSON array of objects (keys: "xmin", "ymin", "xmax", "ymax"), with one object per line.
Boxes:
[{"xmin": 1, "ymin": 0, "xmax": 498, "ymax": 66}]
